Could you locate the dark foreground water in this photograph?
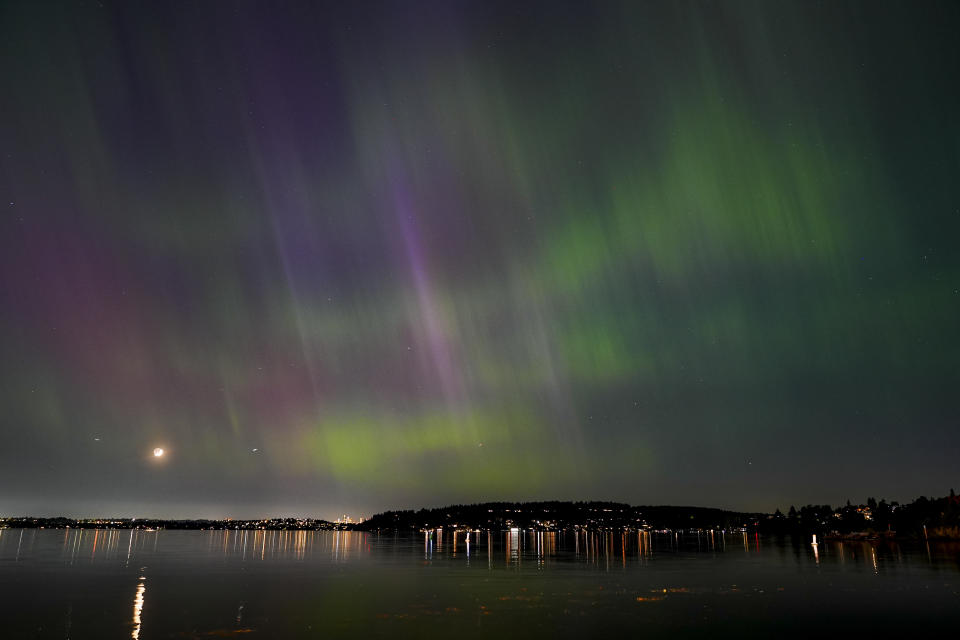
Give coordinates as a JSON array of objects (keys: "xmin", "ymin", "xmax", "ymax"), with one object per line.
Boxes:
[{"xmin": 1, "ymin": 528, "xmax": 958, "ymax": 638}]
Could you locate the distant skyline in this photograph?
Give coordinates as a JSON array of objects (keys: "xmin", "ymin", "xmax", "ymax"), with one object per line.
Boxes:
[{"xmin": 2, "ymin": 1, "xmax": 958, "ymax": 521}]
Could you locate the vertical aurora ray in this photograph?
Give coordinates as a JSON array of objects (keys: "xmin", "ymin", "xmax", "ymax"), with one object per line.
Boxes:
[{"xmin": 391, "ymin": 173, "xmax": 467, "ymax": 413}]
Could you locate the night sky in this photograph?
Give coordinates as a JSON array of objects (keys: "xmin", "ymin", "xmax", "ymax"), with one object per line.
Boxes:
[{"xmin": 2, "ymin": 1, "xmax": 958, "ymax": 519}]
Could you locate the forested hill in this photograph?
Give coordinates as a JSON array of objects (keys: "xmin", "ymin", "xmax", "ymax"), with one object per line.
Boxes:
[
  {"xmin": 355, "ymin": 501, "xmax": 759, "ymax": 531},
  {"xmin": 356, "ymin": 492, "xmax": 960, "ymax": 538}
]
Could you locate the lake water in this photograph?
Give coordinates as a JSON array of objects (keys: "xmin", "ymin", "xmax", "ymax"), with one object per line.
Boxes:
[{"xmin": 1, "ymin": 528, "xmax": 958, "ymax": 638}]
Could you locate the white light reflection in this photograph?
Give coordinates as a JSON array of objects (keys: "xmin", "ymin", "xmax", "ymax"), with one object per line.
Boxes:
[
  {"xmin": 507, "ymin": 528, "xmax": 520, "ymax": 564},
  {"xmin": 131, "ymin": 572, "xmax": 146, "ymax": 639},
  {"xmin": 123, "ymin": 529, "xmax": 134, "ymax": 567}
]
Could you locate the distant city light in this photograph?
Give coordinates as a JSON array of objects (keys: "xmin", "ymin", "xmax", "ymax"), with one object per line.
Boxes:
[{"xmin": 153, "ymin": 448, "xmax": 164, "ymax": 457}]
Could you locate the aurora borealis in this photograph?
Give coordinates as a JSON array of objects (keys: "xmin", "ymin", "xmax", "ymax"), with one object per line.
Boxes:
[{"xmin": 1, "ymin": 1, "xmax": 958, "ymax": 519}]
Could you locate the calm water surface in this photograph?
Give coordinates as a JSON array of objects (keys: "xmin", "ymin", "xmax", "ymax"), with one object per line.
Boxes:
[{"xmin": 1, "ymin": 528, "xmax": 958, "ymax": 638}]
